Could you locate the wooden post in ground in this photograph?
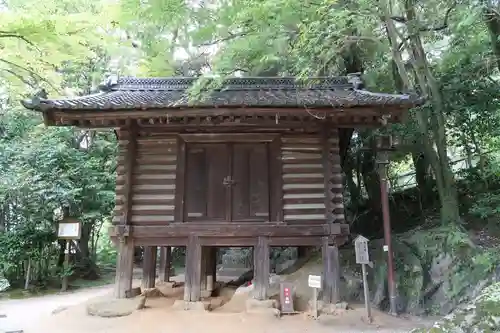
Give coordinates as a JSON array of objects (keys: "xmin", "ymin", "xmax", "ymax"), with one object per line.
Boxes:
[
  {"xmin": 142, "ymin": 246, "xmax": 157, "ymax": 289},
  {"xmin": 61, "ymin": 240, "xmax": 70, "ymax": 292},
  {"xmin": 200, "ymin": 246, "xmax": 208, "ymax": 292},
  {"xmin": 184, "ymin": 235, "xmax": 201, "ymax": 302},
  {"xmin": 322, "ymin": 237, "xmax": 340, "ymax": 303},
  {"xmin": 114, "ymin": 237, "xmax": 135, "ymax": 298},
  {"xmin": 201, "ymin": 246, "xmax": 217, "ymax": 296},
  {"xmin": 208, "ymin": 247, "xmax": 217, "ymax": 292},
  {"xmin": 253, "ymin": 237, "xmax": 270, "ymax": 300},
  {"xmin": 158, "ymin": 246, "xmax": 172, "ymax": 282}
]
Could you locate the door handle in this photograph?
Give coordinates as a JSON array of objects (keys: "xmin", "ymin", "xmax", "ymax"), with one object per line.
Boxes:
[{"xmin": 222, "ymin": 176, "xmax": 236, "ymax": 187}]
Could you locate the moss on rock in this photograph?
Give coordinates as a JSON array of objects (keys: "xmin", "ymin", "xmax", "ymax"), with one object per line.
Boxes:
[{"xmin": 411, "ymin": 282, "xmax": 500, "ymax": 332}]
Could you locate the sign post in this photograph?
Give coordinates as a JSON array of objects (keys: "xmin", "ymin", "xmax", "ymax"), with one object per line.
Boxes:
[
  {"xmin": 308, "ymin": 274, "xmax": 321, "ymax": 319},
  {"xmin": 57, "ymin": 218, "xmax": 81, "ymax": 292},
  {"xmin": 354, "ymin": 235, "xmax": 372, "ymax": 323}
]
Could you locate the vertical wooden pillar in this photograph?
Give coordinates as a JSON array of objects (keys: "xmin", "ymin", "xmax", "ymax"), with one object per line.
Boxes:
[
  {"xmin": 322, "ymin": 237, "xmax": 340, "ymax": 303},
  {"xmin": 208, "ymin": 247, "xmax": 217, "ymax": 291},
  {"xmin": 184, "ymin": 236, "xmax": 201, "ymax": 302},
  {"xmin": 253, "ymin": 237, "xmax": 270, "ymax": 300},
  {"xmin": 327, "ymin": 128, "xmax": 345, "ymax": 224},
  {"xmin": 201, "ymin": 246, "xmax": 217, "ymax": 294},
  {"xmin": 200, "ymin": 246, "xmax": 209, "ymax": 292},
  {"xmin": 142, "ymin": 246, "xmax": 157, "ymax": 289},
  {"xmin": 114, "ymin": 123, "xmax": 137, "ymax": 299},
  {"xmin": 114, "ymin": 238, "xmax": 135, "ymax": 298},
  {"xmin": 158, "ymin": 246, "xmax": 172, "ymax": 282}
]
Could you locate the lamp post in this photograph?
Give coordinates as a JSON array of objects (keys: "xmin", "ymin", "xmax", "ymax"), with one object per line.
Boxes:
[{"xmin": 375, "ymin": 134, "xmax": 398, "ymax": 316}]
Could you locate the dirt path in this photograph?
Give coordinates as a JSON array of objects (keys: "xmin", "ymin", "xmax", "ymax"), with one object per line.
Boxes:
[
  {"xmin": 0, "ymin": 285, "xmax": 113, "ymax": 332},
  {"xmin": 0, "ymin": 276, "xmax": 432, "ymax": 333}
]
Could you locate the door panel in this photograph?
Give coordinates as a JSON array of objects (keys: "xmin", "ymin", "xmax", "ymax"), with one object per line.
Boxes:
[
  {"xmin": 231, "ymin": 144, "xmax": 270, "ymax": 221},
  {"xmin": 185, "ymin": 142, "xmax": 270, "ymax": 222},
  {"xmin": 185, "ymin": 144, "xmax": 228, "ymax": 221}
]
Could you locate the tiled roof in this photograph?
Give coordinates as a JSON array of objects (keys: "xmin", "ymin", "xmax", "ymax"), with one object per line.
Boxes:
[{"xmin": 22, "ymin": 76, "xmax": 422, "ymax": 111}]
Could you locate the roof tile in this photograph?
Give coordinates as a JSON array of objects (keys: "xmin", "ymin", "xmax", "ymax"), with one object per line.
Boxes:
[{"xmin": 22, "ymin": 76, "xmax": 422, "ymax": 111}]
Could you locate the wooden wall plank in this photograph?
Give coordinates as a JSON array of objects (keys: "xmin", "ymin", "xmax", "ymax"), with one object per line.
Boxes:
[
  {"xmin": 121, "ymin": 135, "xmax": 179, "ymax": 226},
  {"xmin": 280, "ymin": 133, "xmax": 327, "ymax": 224}
]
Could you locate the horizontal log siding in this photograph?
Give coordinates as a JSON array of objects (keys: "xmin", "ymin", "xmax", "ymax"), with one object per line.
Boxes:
[
  {"xmin": 281, "ymin": 135, "xmax": 326, "ymax": 224},
  {"xmin": 329, "ymin": 129, "xmax": 345, "ymax": 223},
  {"xmin": 115, "ymin": 135, "xmax": 177, "ymax": 225}
]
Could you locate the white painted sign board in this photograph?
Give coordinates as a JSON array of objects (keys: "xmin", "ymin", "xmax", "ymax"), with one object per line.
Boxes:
[
  {"xmin": 308, "ymin": 275, "xmax": 321, "ymax": 289},
  {"xmin": 354, "ymin": 235, "xmax": 370, "ymax": 264},
  {"xmin": 58, "ymin": 221, "xmax": 81, "ymax": 239}
]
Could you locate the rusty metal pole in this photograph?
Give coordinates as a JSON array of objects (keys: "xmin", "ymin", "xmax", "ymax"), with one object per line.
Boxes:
[{"xmin": 378, "ymin": 152, "xmax": 397, "ymax": 316}]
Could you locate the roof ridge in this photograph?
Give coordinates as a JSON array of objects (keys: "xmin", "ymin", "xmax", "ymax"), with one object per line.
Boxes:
[{"xmin": 98, "ymin": 75, "xmax": 359, "ymax": 92}]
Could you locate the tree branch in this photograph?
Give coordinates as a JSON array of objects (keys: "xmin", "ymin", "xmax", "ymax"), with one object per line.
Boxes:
[
  {"xmin": 0, "ymin": 68, "xmax": 37, "ymax": 88},
  {"xmin": 390, "ymin": 1, "xmax": 457, "ymax": 32},
  {"xmin": 0, "ymin": 58, "xmax": 60, "ymax": 93},
  {"xmin": 196, "ymin": 31, "xmax": 251, "ymax": 47},
  {"xmin": 0, "ymin": 32, "xmax": 42, "ymax": 54}
]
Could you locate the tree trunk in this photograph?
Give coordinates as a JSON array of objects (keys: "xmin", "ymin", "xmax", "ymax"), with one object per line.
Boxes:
[
  {"xmin": 412, "ymin": 150, "xmax": 432, "ymax": 207},
  {"xmin": 79, "ymin": 222, "xmax": 92, "ymax": 259},
  {"xmin": 483, "ymin": 3, "xmax": 500, "ymax": 72},
  {"xmin": 359, "ymin": 133, "xmax": 381, "ymax": 214},
  {"xmin": 382, "ymin": 0, "xmax": 460, "ymax": 224},
  {"xmin": 404, "ymin": 0, "xmax": 460, "ymax": 224}
]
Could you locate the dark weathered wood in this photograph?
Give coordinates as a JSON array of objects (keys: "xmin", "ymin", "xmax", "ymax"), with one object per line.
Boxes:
[
  {"xmin": 184, "ymin": 235, "xmax": 202, "ymax": 302},
  {"xmin": 110, "ymin": 223, "xmax": 340, "ymax": 238},
  {"xmin": 200, "ymin": 246, "xmax": 208, "ymax": 291},
  {"xmin": 180, "ymin": 133, "xmax": 279, "ymax": 143},
  {"xmin": 174, "ymin": 138, "xmax": 186, "ymax": 222},
  {"xmin": 53, "ymin": 106, "xmax": 403, "ymax": 123},
  {"xmin": 55, "ymin": 114, "xmax": 406, "ymax": 129},
  {"xmin": 158, "ymin": 246, "xmax": 172, "ymax": 282},
  {"xmin": 329, "ymin": 129, "xmax": 345, "ymax": 224},
  {"xmin": 114, "ymin": 238, "xmax": 135, "ymax": 298},
  {"xmin": 231, "ymin": 143, "xmax": 269, "ymax": 221},
  {"xmin": 270, "ymin": 136, "xmax": 283, "ymax": 222},
  {"xmin": 209, "ymin": 247, "xmax": 217, "ymax": 290},
  {"xmin": 142, "ymin": 246, "xmax": 157, "ymax": 289},
  {"xmin": 253, "ymin": 237, "xmax": 270, "ymax": 300},
  {"xmin": 322, "ymin": 238, "xmax": 340, "ymax": 304},
  {"xmin": 122, "ymin": 122, "xmax": 138, "ymax": 225},
  {"xmin": 200, "ymin": 246, "xmax": 217, "ymax": 293}
]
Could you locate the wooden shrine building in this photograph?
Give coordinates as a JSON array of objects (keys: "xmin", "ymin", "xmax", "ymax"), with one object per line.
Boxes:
[{"xmin": 23, "ymin": 75, "xmax": 419, "ymax": 306}]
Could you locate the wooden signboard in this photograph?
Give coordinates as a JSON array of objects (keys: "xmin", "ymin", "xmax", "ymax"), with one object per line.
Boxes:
[
  {"xmin": 354, "ymin": 235, "xmax": 370, "ymax": 264},
  {"xmin": 57, "ymin": 218, "xmax": 81, "ymax": 240},
  {"xmin": 308, "ymin": 274, "xmax": 321, "ymax": 318}
]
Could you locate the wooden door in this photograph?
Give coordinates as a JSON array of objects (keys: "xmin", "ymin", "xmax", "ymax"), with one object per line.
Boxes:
[
  {"xmin": 184, "ymin": 143, "xmax": 270, "ymax": 222},
  {"xmin": 185, "ymin": 144, "xmax": 229, "ymax": 221},
  {"xmin": 231, "ymin": 144, "xmax": 270, "ymax": 221}
]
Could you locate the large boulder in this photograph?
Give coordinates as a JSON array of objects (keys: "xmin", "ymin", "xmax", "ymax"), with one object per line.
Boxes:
[
  {"xmin": 411, "ymin": 282, "xmax": 500, "ymax": 332},
  {"xmin": 338, "ymin": 225, "xmax": 500, "ymax": 316}
]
